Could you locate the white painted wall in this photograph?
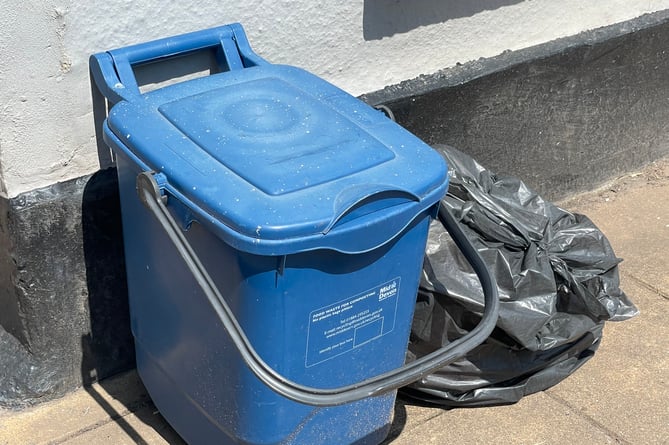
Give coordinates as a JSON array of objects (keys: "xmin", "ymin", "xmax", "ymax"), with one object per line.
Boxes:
[{"xmin": 1, "ymin": 0, "xmax": 668, "ymax": 197}]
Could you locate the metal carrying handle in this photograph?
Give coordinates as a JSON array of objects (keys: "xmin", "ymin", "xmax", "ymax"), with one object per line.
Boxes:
[
  {"xmin": 89, "ymin": 23, "xmax": 267, "ymax": 105},
  {"xmin": 137, "ymin": 172, "xmax": 500, "ymax": 407}
]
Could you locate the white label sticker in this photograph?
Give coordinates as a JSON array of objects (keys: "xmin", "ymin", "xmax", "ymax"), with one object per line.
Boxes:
[{"xmin": 305, "ymin": 277, "xmax": 400, "ymax": 367}]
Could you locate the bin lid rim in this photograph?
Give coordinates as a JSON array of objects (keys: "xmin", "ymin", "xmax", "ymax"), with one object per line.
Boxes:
[{"xmin": 105, "ymin": 64, "xmax": 448, "ymax": 251}]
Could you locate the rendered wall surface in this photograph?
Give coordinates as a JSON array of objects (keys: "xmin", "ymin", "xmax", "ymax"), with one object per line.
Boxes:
[
  {"xmin": 366, "ymin": 11, "xmax": 669, "ymax": 199},
  {"xmin": 1, "ymin": 1, "xmax": 669, "ymax": 197}
]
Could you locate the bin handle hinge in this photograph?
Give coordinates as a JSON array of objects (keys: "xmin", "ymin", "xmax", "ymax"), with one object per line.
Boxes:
[
  {"xmin": 137, "ymin": 172, "xmax": 168, "ymax": 206},
  {"xmin": 135, "ymin": 171, "xmax": 500, "ymax": 407}
]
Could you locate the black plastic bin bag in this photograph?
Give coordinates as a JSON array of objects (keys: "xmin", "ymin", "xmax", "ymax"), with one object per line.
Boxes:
[{"xmin": 403, "ymin": 145, "xmax": 638, "ymax": 407}]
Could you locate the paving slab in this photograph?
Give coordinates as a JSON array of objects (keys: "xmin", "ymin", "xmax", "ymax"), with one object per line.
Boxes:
[
  {"xmin": 386, "ymin": 392, "xmax": 619, "ymax": 445},
  {"xmin": 545, "ymin": 279, "xmax": 669, "ymax": 445},
  {"xmin": 563, "ymin": 159, "xmax": 669, "ymax": 297},
  {"xmin": 0, "ymin": 371, "xmax": 181, "ymax": 445},
  {"xmin": 382, "ymin": 401, "xmax": 447, "ymax": 443},
  {"xmin": 59, "ymin": 404, "xmax": 182, "ymax": 445},
  {"xmin": 384, "ymin": 283, "xmax": 669, "ymax": 445}
]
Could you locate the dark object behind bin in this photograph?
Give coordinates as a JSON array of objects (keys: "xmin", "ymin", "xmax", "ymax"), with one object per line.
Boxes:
[{"xmin": 403, "ymin": 145, "xmax": 638, "ymax": 407}]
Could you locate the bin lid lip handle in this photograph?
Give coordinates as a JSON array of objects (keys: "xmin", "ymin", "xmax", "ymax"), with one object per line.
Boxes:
[{"xmin": 323, "ymin": 184, "xmax": 420, "ymax": 234}]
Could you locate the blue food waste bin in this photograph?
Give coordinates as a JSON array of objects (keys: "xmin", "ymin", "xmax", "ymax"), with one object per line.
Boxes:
[{"xmin": 90, "ymin": 24, "xmax": 498, "ymax": 445}]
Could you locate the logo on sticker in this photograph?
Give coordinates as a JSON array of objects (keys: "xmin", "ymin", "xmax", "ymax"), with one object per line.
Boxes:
[{"xmin": 378, "ymin": 280, "xmax": 398, "ymax": 301}]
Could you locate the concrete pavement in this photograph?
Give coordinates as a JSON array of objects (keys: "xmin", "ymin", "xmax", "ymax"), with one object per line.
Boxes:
[{"xmin": 1, "ymin": 158, "xmax": 667, "ymax": 445}]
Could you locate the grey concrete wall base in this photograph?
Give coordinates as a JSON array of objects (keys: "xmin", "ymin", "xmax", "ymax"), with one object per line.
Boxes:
[
  {"xmin": 362, "ymin": 10, "xmax": 669, "ymax": 200},
  {"xmin": 2, "ymin": 11, "xmax": 669, "ymax": 408},
  {"xmin": 0, "ymin": 169, "xmax": 134, "ymax": 408}
]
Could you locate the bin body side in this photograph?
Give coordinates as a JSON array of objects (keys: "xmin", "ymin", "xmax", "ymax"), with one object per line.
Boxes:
[{"xmin": 114, "ymin": 148, "xmax": 433, "ymax": 444}]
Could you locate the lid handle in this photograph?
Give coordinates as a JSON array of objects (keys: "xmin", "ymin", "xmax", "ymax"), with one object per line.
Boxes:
[
  {"xmin": 89, "ymin": 23, "xmax": 267, "ymax": 104},
  {"xmin": 323, "ymin": 184, "xmax": 421, "ymax": 234}
]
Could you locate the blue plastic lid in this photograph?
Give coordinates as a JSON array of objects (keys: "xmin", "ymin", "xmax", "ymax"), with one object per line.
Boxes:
[{"xmin": 105, "ymin": 64, "xmax": 448, "ymax": 255}]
